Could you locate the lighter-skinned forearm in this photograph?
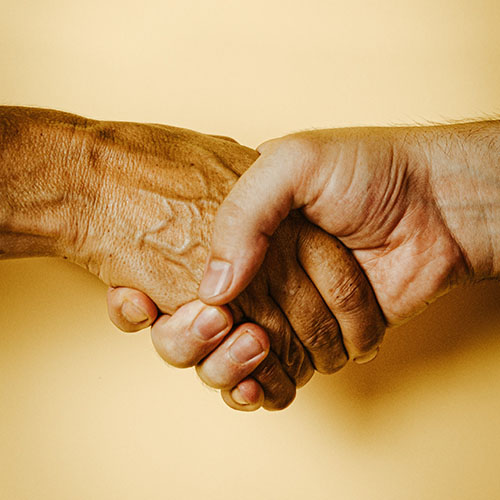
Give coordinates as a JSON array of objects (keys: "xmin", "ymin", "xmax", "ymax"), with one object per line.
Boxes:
[{"xmin": 418, "ymin": 120, "xmax": 500, "ymax": 280}]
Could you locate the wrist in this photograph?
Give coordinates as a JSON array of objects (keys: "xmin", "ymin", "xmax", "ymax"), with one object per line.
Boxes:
[
  {"xmin": 411, "ymin": 121, "xmax": 500, "ymax": 281},
  {"xmin": 0, "ymin": 107, "xmax": 94, "ymax": 259}
]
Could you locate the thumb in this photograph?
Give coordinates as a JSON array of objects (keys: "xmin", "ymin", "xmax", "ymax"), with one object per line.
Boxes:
[{"xmin": 198, "ymin": 141, "xmax": 300, "ymax": 305}]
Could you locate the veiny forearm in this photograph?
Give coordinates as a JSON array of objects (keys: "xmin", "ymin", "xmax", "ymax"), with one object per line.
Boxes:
[
  {"xmin": 0, "ymin": 107, "xmax": 253, "ymax": 269},
  {"xmin": 0, "ymin": 107, "xmax": 92, "ymax": 259},
  {"xmin": 69, "ymin": 118, "xmax": 256, "ymax": 305},
  {"xmin": 0, "ymin": 106, "xmax": 260, "ymax": 318}
]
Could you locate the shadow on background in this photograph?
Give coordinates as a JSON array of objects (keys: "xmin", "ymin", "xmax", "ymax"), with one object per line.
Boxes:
[{"xmin": 307, "ymin": 279, "xmax": 500, "ymax": 426}]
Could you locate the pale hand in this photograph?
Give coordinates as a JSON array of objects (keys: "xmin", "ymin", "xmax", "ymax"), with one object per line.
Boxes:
[{"xmin": 198, "ymin": 123, "xmax": 500, "ymax": 328}]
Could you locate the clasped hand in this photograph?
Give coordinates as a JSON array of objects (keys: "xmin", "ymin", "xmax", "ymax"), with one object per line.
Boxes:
[
  {"xmin": 2, "ymin": 109, "xmax": 497, "ymax": 411},
  {"xmin": 106, "ymin": 122, "xmax": 489, "ymax": 411},
  {"xmin": 95, "ymin": 123, "xmax": 386, "ymax": 411}
]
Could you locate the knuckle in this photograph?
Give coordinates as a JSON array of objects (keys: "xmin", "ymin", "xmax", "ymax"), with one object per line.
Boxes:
[
  {"xmin": 239, "ymin": 298, "xmax": 282, "ymax": 349},
  {"xmin": 304, "ymin": 316, "xmax": 340, "ymax": 352},
  {"xmin": 324, "ymin": 271, "xmax": 387, "ymax": 356},
  {"xmin": 285, "ymin": 337, "xmax": 313, "ymax": 387},
  {"xmin": 295, "ymin": 361, "xmax": 314, "ymax": 388},
  {"xmin": 253, "ymin": 356, "xmax": 296, "ymax": 411},
  {"xmin": 151, "ymin": 331, "xmax": 196, "ymax": 370},
  {"xmin": 261, "ymin": 314, "xmax": 311, "ymax": 387},
  {"xmin": 252, "ymin": 355, "xmax": 279, "ymax": 382},
  {"xmin": 299, "ymin": 317, "xmax": 348, "ymax": 374},
  {"xmin": 264, "ymin": 387, "xmax": 296, "ymax": 411},
  {"xmin": 329, "ymin": 271, "xmax": 369, "ymax": 313}
]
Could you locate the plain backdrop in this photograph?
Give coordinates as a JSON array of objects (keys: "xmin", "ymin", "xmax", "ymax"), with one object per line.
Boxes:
[{"xmin": 1, "ymin": 1, "xmax": 500, "ymax": 499}]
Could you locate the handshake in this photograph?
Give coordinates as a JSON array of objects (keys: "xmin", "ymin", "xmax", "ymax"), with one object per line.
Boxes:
[{"xmin": 2, "ymin": 107, "xmax": 499, "ymax": 411}]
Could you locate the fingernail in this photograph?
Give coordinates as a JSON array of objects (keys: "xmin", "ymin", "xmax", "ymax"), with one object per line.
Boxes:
[
  {"xmin": 121, "ymin": 301, "xmax": 149, "ymax": 324},
  {"xmin": 199, "ymin": 259, "xmax": 233, "ymax": 299},
  {"xmin": 229, "ymin": 331, "xmax": 265, "ymax": 364},
  {"xmin": 354, "ymin": 347, "xmax": 380, "ymax": 365},
  {"xmin": 231, "ymin": 387, "xmax": 249, "ymax": 405},
  {"xmin": 191, "ymin": 307, "xmax": 228, "ymax": 341}
]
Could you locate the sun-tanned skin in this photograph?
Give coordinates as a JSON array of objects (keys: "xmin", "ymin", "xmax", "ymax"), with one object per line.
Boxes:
[{"xmin": 0, "ymin": 107, "xmax": 385, "ymax": 411}]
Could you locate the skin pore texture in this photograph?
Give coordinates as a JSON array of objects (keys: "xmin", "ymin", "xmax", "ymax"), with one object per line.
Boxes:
[{"xmin": 0, "ymin": 107, "xmax": 385, "ymax": 411}]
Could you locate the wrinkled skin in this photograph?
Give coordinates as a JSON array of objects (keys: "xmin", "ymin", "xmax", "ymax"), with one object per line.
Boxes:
[
  {"xmin": 198, "ymin": 125, "xmax": 495, "ymax": 326},
  {"xmin": 67, "ymin": 120, "xmax": 385, "ymax": 410},
  {"xmin": 101, "ymin": 119, "xmax": 500, "ymax": 409}
]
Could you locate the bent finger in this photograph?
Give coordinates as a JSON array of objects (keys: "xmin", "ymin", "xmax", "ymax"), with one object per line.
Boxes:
[
  {"xmin": 196, "ymin": 323, "xmax": 269, "ymax": 389},
  {"xmin": 107, "ymin": 287, "xmax": 158, "ymax": 333},
  {"xmin": 151, "ymin": 300, "xmax": 233, "ymax": 368},
  {"xmin": 253, "ymin": 351, "xmax": 297, "ymax": 411},
  {"xmin": 198, "ymin": 144, "xmax": 306, "ymax": 306},
  {"xmin": 221, "ymin": 378, "xmax": 265, "ymax": 412},
  {"xmin": 297, "ymin": 225, "xmax": 386, "ymax": 363},
  {"xmin": 264, "ymin": 215, "xmax": 348, "ymax": 374},
  {"xmin": 234, "ymin": 281, "xmax": 314, "ymax": 388},
  {"xmin": 215, "ymin": 351, "xmax": 297, "ymax": 411}
]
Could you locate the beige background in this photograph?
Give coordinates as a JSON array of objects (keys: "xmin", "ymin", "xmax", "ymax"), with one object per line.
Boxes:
[{"xmin": 2, "ymin": 1, "xmax": 500, "ymax": 499}]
